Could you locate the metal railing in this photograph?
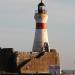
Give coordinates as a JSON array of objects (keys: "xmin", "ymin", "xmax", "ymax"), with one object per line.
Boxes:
[{"xmin": 35, "ymin": 10, "xmax": 47, "ymax": 14}]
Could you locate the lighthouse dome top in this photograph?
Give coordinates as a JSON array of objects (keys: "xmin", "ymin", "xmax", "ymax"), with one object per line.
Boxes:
[
  {"xmin": 38, "ymin": 0, "xmax": 45, "ymax": 7},
  {"xmin": 38, "ymin": 0, "xmax": 46, "ymax": 13}
]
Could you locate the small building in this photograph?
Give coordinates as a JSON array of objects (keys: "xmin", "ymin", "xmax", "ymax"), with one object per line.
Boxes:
[{"xmin": 49, "ymin": 65, "xmax": 60, "ymax": 75}]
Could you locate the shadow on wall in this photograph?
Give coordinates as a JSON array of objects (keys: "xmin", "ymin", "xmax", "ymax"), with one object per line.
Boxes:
[
  {"xmin": 0, "ymin": 48, "xmax": 31, "ymax": 74},
  {"xmin": 0, "ymin": 48, "xmax": 46, "ymax": 74}
]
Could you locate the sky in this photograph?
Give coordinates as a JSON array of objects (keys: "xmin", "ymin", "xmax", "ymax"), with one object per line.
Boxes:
[{"xmin": 0, "ymin": 0, "xmax": 75, "ymax": 70}]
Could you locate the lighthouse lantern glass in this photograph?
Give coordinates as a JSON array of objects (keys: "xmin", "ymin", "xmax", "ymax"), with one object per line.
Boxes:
[{"xmin": 39, "ymin": 6, "xmax": 45, "ymax": 11}]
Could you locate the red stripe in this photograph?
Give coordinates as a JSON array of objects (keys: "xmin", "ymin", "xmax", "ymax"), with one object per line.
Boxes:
[{"xmin": 36, "ymin": 23, "xmax": 47, "ymax": 29}]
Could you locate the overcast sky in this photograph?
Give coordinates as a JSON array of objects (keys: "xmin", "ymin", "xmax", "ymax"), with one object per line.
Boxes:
[{"xmin": 0, "ymin": 0, "xmax": 75, "ymax": 70}]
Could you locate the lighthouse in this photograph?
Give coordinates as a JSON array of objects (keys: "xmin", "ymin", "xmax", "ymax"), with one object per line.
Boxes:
[{"xmin": 32, "ymin": 0, "xmax": 49, "ymax": 52}]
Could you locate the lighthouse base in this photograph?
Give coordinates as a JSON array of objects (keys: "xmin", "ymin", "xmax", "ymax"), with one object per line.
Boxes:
[
  {"xmin": 0, "ymin": 48, "xmax": 60, "ymax": 75},
  {"xmin": 17, "ymin": 49, "xmax": 60, "ymax": 74}
]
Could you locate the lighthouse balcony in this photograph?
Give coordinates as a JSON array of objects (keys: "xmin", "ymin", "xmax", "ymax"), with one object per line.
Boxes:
[{"xmin": 35, "ymin": 10, "xmax": 47, "ymax": 14}]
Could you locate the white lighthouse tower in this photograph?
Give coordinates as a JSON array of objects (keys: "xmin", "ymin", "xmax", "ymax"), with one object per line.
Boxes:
[{"xmin": 32, "ymin": 0, "xmax": 49, "ymax": 52}]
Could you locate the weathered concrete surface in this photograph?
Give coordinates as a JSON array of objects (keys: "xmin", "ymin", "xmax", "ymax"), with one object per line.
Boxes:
[
  {"xmin": 17, "ymin": 49, "xmax": 60, "ymax": 73},
  {"xmin": 0, "ymin": 48, "xmax": 60, "ymax": 74}
]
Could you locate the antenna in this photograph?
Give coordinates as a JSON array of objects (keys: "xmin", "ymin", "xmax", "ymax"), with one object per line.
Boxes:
[
  {"xmin": 41, "ymin": 0, "xmax": 42, "ymax": 3},
  {"xmin": 41, "ymin": 0, "xmax": 44, "ymax": 3}
]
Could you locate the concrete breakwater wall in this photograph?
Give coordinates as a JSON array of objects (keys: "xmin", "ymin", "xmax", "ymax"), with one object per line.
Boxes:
[{"xmin": 0, "ymin": 48, "xmax": 60, "ymax": 74}]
